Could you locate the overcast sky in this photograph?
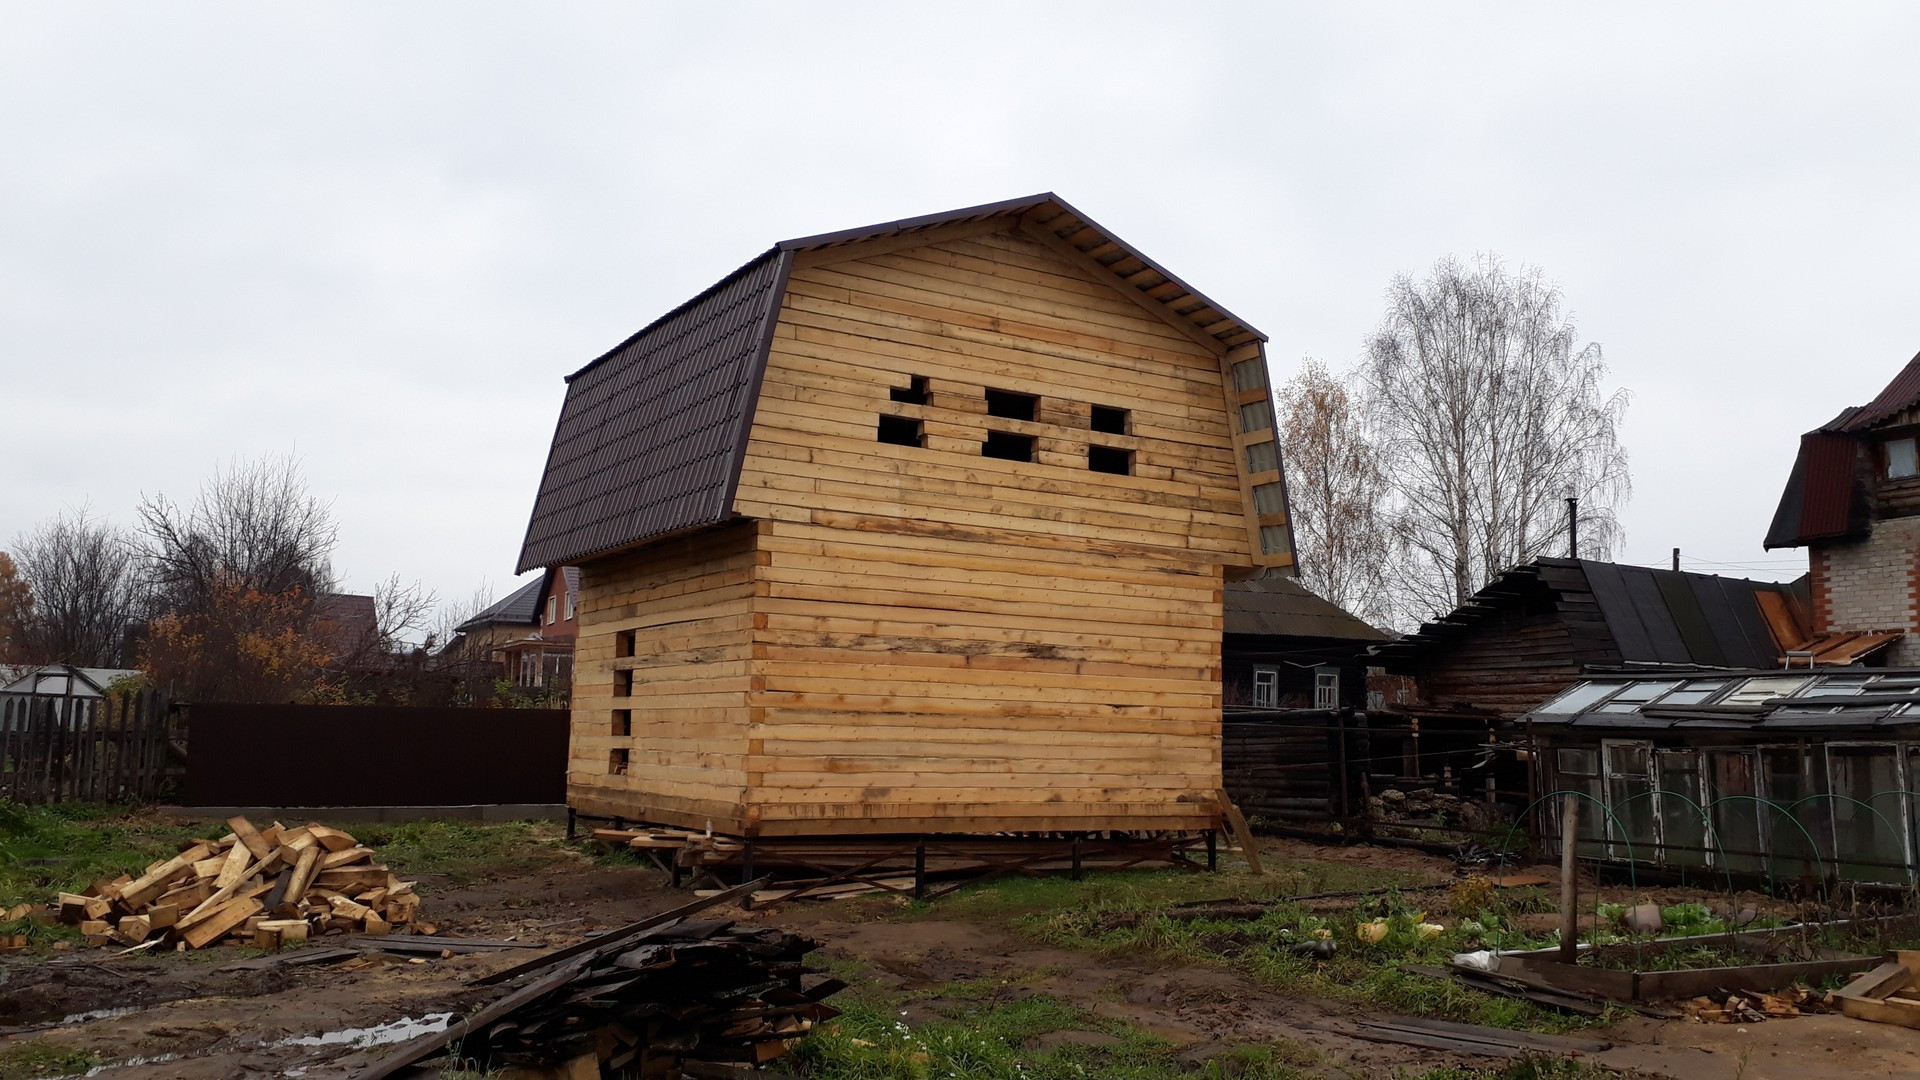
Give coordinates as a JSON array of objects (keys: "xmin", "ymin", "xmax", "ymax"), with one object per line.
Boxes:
[{"xmin": 6, "ymin": 3, "xmax": 1916, "ymax": 621}]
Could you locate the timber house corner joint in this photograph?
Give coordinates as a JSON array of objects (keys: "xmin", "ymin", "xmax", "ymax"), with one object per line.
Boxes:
[{"xmin": 514, "ymin": 192, "xmax": 1299, "ymax": 838}]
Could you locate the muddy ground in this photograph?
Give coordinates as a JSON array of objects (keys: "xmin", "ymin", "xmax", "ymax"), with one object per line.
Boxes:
[{"xmin": 3, "ymin": 830, "xmax": 1919, "ymax": 1079}]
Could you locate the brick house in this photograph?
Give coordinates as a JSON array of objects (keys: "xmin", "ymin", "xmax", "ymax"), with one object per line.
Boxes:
[
  {"xmin": 451, "ymin": 567, "xmax": 580, "ymax": 689},
  {"xmin": 1765, "ymin": 351, "xmax": 1920, "ymax": 664}
]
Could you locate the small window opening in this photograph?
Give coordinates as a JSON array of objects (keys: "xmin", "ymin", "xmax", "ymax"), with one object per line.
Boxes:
[
  {"xmin": 1091, "ymin": 405, "xmax": 1128, "ymax": 434},
  {"xmin": 985, "ymin": 388, "xmax": 1038, "ymax": 421},
  {"xmin": 982, "ymin": 431, "xmax": 1034, "ymax": 462},
  {"xmin": 1088, "ymin": 445, "xmax": 1131, "ymax": 475},
  {"xmin": 1313, "ymin": 668, "xmax": 1340, "ymax": 710},
  {"xmin": 612, "ymin": 709, "xmax": 631, "ymax": 737},
  {"xmin": 609, "ymin": 748, "xmax": 629, "ymax": 775},
  {"xmin": 615, "ymin": 629, "xmax": 636, "ymax": 658},
  {"xmin": 1888, "ymin": 437, "xmax": 1918, "ymax": 479},
  {"xmin": 614, "ymin": 669, "xmax": 632, "ymax": 697},
  {"xmin": 877, "ymin": 414, "xmax": 924, "ymax": 447},
  {"xmin": 889, "ymin": 375, "xmax": 929, "ymax": 405}
]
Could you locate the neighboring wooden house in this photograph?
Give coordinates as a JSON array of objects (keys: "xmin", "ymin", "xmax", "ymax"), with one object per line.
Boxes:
[
  {"xmin": 450, "ymin": 568, "xmax": 580, "ymax": 688},
  {"xmin": 517, "ymin": 194, "xmax": 1295, "ymax": 837},
  {"xmin": 1766, "ymin": 349, "xmax": 1920, "ymax": 665},
  {"xmin": 1223, "ymin": 575, "xmax": 1384, "ymax": 710},
  {"xmin": 1367, "ymin": 558, "xmax": 1857, "ymax": 812}
]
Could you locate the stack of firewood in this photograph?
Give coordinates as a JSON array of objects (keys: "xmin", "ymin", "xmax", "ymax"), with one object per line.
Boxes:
[{"xmin": 55, "ymin": 816, "xmax": 422, "ymax": 951}]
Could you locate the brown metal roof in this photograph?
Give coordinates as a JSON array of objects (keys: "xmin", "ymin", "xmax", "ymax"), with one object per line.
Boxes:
[
  {"xmin": 517, "ymin": 194, "xmax": 1269, "ymax": 571},
  {"xmin": 516, "ymin": 250, "xmax": 791, "ymax": 572},
  {"xmin": 1837, "ymin": 349, "xmax": 1920, "ymax": 432}
]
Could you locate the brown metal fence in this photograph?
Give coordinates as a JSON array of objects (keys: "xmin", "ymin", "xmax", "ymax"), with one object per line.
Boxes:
[{"xmin": 0, "ymin": 690, "xmax": 177, "ymax": 805}]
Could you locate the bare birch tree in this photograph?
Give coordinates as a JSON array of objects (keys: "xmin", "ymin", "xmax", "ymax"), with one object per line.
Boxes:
[
  {"xmin": 1363, "ymin": 256, "xmax": 1630, "ymax": 619},
  {"xmin": 1275, "ymin": 359, "xmax": 1391, "ymax": 626},
  {"xmin": 10, "ymin": 508, "xmax": 147, "ymax": 666}
]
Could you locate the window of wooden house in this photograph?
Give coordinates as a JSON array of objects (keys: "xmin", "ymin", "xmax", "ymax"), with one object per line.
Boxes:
[
  {"xmin": 1091, "ymin": 405, "xmax": 1128, "ymax": 434},
  {"xmin": 1313, "ymin": 668, "xmax": 1339, "ymax": 709},
  {"xmin": 1888, "ymin": 437, "xmax": 1918, "ymax": 479},
  {"xmin": 982, "ymin": 430, "xmax": 1034, "ymax": 462},
  {"xmin": 612, "ymin": 709, "xmax": 631, "ymax": 737},
  {"xmin": 616, "ymin": 629, "xmax": 636, "ymax": 658},
  {"xmin": 1252, "ymin": 666, "xmax": 1279, "ymax": 708},
  {"xmin": 985, "ymin": 388, "xmax": 1038, "ymax": 421},
  {"xmin": 609, "ymin": 748, "xmax": 629, "ymax": 776},
  {"xmin": 877, "ymin": 414, "xmax": 924, "ymax": 447},
  {"xmin": 1088, "ymin": 445, "xmax": 1131, "ymax": 475},
  {"xmin": 614, "ymin": 669, "xmax": 633, "ymax": 697},
  {"xmin": 890, "ymin": 375, "xmax": 929, "ymax": 405}
]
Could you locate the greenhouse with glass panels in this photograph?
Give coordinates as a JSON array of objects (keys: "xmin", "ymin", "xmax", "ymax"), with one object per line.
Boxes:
[{"xmin": 1527, "ymin": 669, "xmax": 1920, "ymax": 884}]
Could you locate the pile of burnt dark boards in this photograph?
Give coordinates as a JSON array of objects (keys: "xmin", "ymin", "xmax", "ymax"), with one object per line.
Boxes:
[{"xmin": 355, "ymin": 879, "xmax": 844, "ymax": 1080}]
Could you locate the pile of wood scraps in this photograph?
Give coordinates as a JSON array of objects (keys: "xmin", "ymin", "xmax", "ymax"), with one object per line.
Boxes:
[
  {"xmin": 356, "ymin": 879, "xmax": 845, "ymax": 1080},
  {"xmin": 49, "ymin": 816, "xmax": 423, "ymax": 951},
  {"xmin": 1835, "ymin": 950, "xmax": 1920, "ymax": 1029}
]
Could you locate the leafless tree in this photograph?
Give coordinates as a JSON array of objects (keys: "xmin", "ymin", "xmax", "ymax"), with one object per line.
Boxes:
[
  {"xmin": 10, "ymin": 507, "xmax": 148, "ymax": 666},
  {"xmin": 427, "ymin": 579, "xmax": 497, "ymax": 656},
  {"xmin": 1275, "ymin": 358, "xmax": 1392, "ymax": 627},
  {"xmin": 135, "ymin": 454, "xmax": 338, "ymax": 615},
  {"xmin": 1363, "ymin": 256, "xmax": 1630, "ymax": 619}
]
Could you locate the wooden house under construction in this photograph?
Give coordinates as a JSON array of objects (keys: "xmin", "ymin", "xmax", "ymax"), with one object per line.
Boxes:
[{"xmin": 517, "ymin": 194, "xmax": 1294, "ymax": 838}]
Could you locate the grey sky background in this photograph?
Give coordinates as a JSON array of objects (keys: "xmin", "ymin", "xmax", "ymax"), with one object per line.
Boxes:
[{"xmin": 5, "ymin": 3, "xmax": 1916, "ymax": 622}]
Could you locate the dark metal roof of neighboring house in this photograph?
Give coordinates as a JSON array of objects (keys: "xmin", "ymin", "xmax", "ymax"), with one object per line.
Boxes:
[
  {"xmin": 455, "ymin": 576, "xmax": 546, "ymax": 632},
  {"xmin": 516, "ymin": 193, "xmax": 1269, "ymax": 572},
  {"xmin": 1836, "ymin": 349, "xmax": 1920, "ymax": 432},
  {"xmin": 1224, "ymin": 575, "xmax": 1386, "ymax": 641},
  {"xmin": 1764, "ymin": 352, "xmax": 1920, "ymax": 549},
  {"xmin": 1373, "ymin": 559, "xmax": 1810, "ymax": 670}
]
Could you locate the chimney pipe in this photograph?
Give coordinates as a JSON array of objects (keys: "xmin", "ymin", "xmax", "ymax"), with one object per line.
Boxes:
[{"xmin": 1566, "ymin": 496, "xmax": 1579, "ymax": 559}]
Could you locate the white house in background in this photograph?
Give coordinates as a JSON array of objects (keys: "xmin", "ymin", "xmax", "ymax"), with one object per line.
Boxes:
[{"xmin": 0, "ymin": 664, "xmax": 142, "ymax": 698}]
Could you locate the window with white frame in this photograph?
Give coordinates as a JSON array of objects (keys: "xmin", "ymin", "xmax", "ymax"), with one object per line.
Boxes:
[
  {"xmin": 1252, "ymin": 666, "xmax": 1280, "ymax": 709},
  {"xmin": 1313, "ymin": 668, "xmax": 1339, "ymax": 710}
]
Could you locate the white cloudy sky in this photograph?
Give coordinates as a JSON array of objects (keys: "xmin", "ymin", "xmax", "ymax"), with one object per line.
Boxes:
[{"xmin": 5, "ymin": 2, "xmax": 1917, "ymax": 617}]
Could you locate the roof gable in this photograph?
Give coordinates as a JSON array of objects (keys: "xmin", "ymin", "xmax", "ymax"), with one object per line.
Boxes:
[{"xmin": 517, "ymin": 194, "xmax": 1283, "ymax": 572}]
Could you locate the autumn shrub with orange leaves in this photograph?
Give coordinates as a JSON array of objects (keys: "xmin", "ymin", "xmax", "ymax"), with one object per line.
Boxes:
[{"xmin": 142, "ymin": 576, "xmax": 336, "ymax": 703}]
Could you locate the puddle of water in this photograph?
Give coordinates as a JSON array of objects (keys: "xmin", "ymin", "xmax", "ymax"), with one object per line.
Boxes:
[
  {"xmin": 57, "ymin": 1006, "xmax": 142, "ymax": 1025},
  {"xmin": 277, "ymin": 1012, "xmax": 453, "ymax": 1051},
  {"xmin": 80, "ymin": 1052, "xmax": 178, "ymax": 1076}
]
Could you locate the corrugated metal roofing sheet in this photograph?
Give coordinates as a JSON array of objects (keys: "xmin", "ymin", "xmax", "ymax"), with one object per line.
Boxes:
[
  {"xmin": 455, "ymin": 576, "xmax": 546, "ymax": 632},
  {"xmin": 1838, "ymin": 349, "xmax": 1920, "ymax": 432},
  {"xmin": 516, "ymin": 250, "xmax": 791, "ymax": 572}
]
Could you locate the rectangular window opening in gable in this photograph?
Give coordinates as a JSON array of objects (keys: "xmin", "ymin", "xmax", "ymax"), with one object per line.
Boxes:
[
  {"xmin": 889, "ymin": 375, "xmax": 929, "ymax": 405},
  {"xmin": 1088, "ymin": 444, "xmax": 1131, "ymax": 475},
  {"xmin": 609, "ymin": 748, "xmax": 629, "ymax": 776},
  {"xmin": 1888, "ymin": 437, "xmax": 1917, "ymax": 479},
  {"xmin": 877, "ymin": 414, "xmax": 924, "ymax": 447},
  {"xmin": 1091, "ymin": 405, "xmax": 1128, "ymax": 435},
  {"xmin": 985, "ymin": 388, "xmax": 1038, "ymax": 422},
  {"xmin": 612, "ymin": 709, "xmax": 631, "ymax": 737},
  {"xmin": 982, "ymin": 430, "xmax": 1034, "ymax": 462}
]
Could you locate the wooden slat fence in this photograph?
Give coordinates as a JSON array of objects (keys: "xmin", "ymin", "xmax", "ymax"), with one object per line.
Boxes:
[{"xmin": 0, "ymin": 690, "xmax": 176, "ymax": 804}]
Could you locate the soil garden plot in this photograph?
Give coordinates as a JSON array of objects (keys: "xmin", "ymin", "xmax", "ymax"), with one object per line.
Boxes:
[{"xmin": 3, "ymin": 814, "xmax": 1917, "ymax": 1080}]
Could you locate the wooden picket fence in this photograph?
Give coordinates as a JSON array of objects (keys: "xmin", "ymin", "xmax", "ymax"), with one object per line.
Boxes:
[{"xmin": 0, "ymin": 689, "xmax": 177, "ymax": 805}]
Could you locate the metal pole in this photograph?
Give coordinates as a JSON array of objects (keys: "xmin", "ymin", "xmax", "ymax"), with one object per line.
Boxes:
[
  {"xmin": 1559, "ymin": 793, "xmax": 1579, "ymax": 964},
  {"xmin": 1566, "ymin": 497, "xmax": 1580, "ymax": 559}
]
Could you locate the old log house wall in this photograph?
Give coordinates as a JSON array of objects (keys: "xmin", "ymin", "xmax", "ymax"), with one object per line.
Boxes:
[{"xmin": 570, "ymin": 223, "xmax": 1261, "ymax": 835}]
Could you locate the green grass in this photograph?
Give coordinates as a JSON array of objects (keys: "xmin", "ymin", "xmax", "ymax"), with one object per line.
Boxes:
[
  {"xmin": 793, "ymin": 975, "xmax": 1315, "ymax": 1080},
  {"xmin": 348, "ymin": 820, "xmax": 573, "ymax": 887},
  {"xmin": 0, "ymin": 801, "xmax": 225, "ymax": 910},
  {"xmin": 0, "ymin": 1041, "xmax": 102, "ymax": 1080},
  {"xmin": 885, "ymin": 865, "xmax": 1604, "ymax": 1034}
]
